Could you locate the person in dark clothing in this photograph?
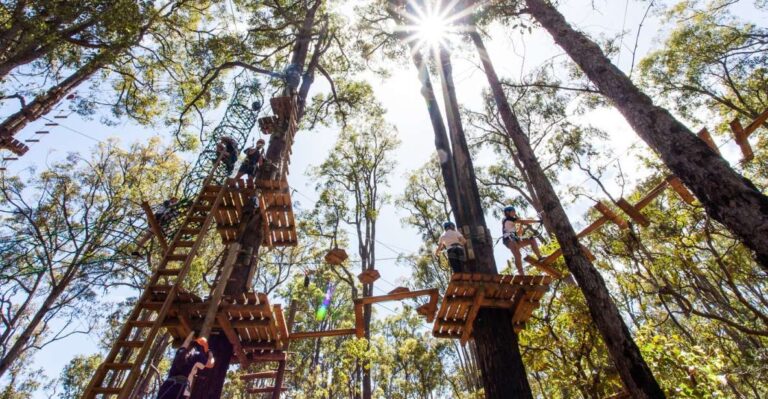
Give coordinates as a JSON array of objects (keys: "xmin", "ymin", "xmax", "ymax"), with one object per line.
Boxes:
[
  {"xmin": 132, "ymin": 197, "xmax": 180, "ymax": 256},
  {"xmin": 502, "ymin": 205, "xmax": 543, "ymax": 275},
  {"xmin": 434, "ymin": 221, "xmax": 467, "ymax": 273},
  {"xmin": 216, "ymin": 136, "xmax": 238, "ymax": 175},
  {"xmin": 156, "ymin": 332, "xmax": 214, "ymax": 399},
  {"xmin": 234, "ymin": 138, "xmax": 265, "ymax": 182}
]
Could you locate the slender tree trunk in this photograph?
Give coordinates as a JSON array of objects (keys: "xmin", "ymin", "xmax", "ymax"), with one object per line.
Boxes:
[
  {"xmin": 0, "ymin": 273, "xmax": 74, "ymax": 378},
  {"xmin": 434, "ymin": 44, "xmax": 534, "ymax": 399},
  {"xmin": 524, "ymin": 0, "xmax": 768, "ymax": 269},
  {"xmin": 468, "ymin": 26, "xmax": 665, "ymax": 399}
]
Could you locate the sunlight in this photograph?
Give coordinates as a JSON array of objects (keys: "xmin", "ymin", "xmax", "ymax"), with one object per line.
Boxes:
[
  {"xmin": 414, "ymin": 12, "xmax": 452, "ymax": 47},
  {"xmin": 398, "ymin": 0, "xmax": 476, "ymax": 51}
]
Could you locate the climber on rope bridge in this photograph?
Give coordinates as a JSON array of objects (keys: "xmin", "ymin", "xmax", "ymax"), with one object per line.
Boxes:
[
  {"xmin": 216, "ymin": 136, "xmax": 239, "ymax": 175},
  {"xmin": 502, "ymin": 205, "xmax": 543, "ymax": 275},
  {"xmin": 156, "ymin": 332, "xmax": 214, "ymax": 399},
  {"xmin": 434, "ymin": 221, "xmax": 467, "ymax": 273},
  {"xmin": 234, "ymin": 138, "xmax": 265, "ymax": 182}
]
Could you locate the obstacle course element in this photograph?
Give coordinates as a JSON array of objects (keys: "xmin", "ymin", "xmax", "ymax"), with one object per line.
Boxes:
[
  {"xmin": 525, "ymin": 172, "xmax": 698, "ymax": 277},
  {"xmin": 433, "ymin": 273, "xmax": 552, "ymax": 344},
  {"xmin": 353, "ymin": 288, "xmax": 440, "ymax": 338},
  {"xmin": 357, "ymin": 269, "xmax": 381, "ymax": 284},
  {"xmin": 324, "ymin": 247, "xmax": 348, "ymax": 265}
]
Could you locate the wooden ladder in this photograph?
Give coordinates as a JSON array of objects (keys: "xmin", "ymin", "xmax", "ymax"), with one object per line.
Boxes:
[{"xmin": 82, "ymin": 183, "xmax": 227, "ymax": 399}]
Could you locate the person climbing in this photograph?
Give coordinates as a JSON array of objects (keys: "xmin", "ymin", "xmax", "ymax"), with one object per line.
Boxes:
[
  {"xmin": 434, "ymin": 221, "xmax": 467, "ymax": 273},
  {"xmin": 234, "ymin": 138, "xmax": 265, "ymax": 182},
  {"xmin": 216, "ymin": 136, "xmax": 238, "ymax": 175},
  {"xmin": 156, "ymin": 332, "xmax": 215, "ymax": 399},
  {"xmin": 133, "ymin": 197, "xmax": 180, "ymax": 256},
  {"xmin": 502, "ymin": 205, "xmax": 543, "ymax": 275}
]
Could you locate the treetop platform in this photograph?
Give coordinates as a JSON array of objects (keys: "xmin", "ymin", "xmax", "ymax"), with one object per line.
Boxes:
[
  {"xmin": 160, "ymin": 290, "xmax": 290, "ymax": 366},
  {"xmin": 433, "ymin": 273, "xmax": 552, "ymax": 344}
]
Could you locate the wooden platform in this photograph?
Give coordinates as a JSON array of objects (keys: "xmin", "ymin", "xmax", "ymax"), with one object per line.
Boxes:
[
  {"xmin": 202, "ymin": 179, "xmax": 297, "ymax": 247},
  {"xmin": 433, "ymin": 273, "xmax": 551, "ymax": 343},
  {"xmin": 161, "ymin": 290, "xmax": 290, "ymax": 366}
]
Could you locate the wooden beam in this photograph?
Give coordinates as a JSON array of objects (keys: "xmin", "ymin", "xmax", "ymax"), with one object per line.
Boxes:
[
  {"xmin": 354, "ymin": 303, "xmax": 365, "ymax": 338},
  {"xmin": 289, "ymin": 329, "xmax": 357, "ymax": 340},
  {"xmin": 230, "ymin": 319, "xmax": 272, "ymax": 328},
  {"xmin": 593, "ymin": 201, "xmax": 628, "ymax": 229},
  {"xmin": 140, "ymin": 201, "xmax": 168, "ymax": 251},
  {"xmin": 616, "ymin": 198, "xmax": 650, "ymax": 227},
  {"xmin": 696, "ymin": 128, "xmax": 720, "ymax": 154},
  {"xmin": 730, "ymin": 118, "xmax": 754, "ymax": 162},
  {"xmin": 460, "ymin": 288, "xmax": 484, "ymax": 344},
  {"xmin": 273, "ymin": 304, "xmax": 289, "ymax": 348},
  {"xmin": 200, "ymin": 243, "xmax": 241, "ymax": 338},
  {"xmin": 577, "ymin": 217, "xmax": 608, "ymax": 238},
  {"xmin": 353, "ymin": 288, "xmax": 439, "ymax": 306},
  {"xmin": 635, "ymin": 180, "xmax": 669, "ymax": 210},
  {"xmin": 666, "ymin": 176, "xmax": 696, "ymax": 205},
  {"xmin": 524, "ymin": 256, "xmax": 563, "ymax": 279},
  {"xmin": 742, "ymin": 107, "xmax": 768, "ymax": 137}
]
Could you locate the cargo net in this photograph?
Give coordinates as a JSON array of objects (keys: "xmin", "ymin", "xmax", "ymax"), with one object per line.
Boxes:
[{"xmin": 103, "ymin": 80, "xmax": 265, "ymax": 258}]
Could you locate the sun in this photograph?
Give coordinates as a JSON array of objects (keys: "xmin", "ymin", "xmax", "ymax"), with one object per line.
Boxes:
[{"xmin": 398, "ymin": 0, "xmax": 475, "ymax": 51}]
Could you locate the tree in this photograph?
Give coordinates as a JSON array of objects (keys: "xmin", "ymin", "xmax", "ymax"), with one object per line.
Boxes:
[
  {"xmin": 523, "ymin": 0, "xmax": 768, "ymax": 271},
  {"xmin": 56, "ymin": 354, "xmax": 102, "ymax": 399},
  {"xmin": 311, "ymin": 106, "xmax": 400, "ymax": 399},
  {"xmin": 464, "ymin": 7, "xmax": 665, "ymax": 395},
  {"xmin": 0, "ymin": 137, "xmax": 186, "ymax": 379},
  {"xmin": 638, "ymin": 1, "xmax": 768, "ymax": 124}
]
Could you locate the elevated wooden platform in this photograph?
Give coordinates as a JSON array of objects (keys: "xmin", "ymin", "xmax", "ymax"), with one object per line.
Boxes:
[
  {"xmin": 161, "ymin": 291, "xmax": 290, "ymax": 366},
  {"xmin": 200, "ymin": 178, "xmax": 297, "ymax": 247},
  {"xmin": 353, "ymin": 288, "xmax": 440, "ymax": 338},
  {"xmin": 433, "ymin": 273, "xmax": 551, "ymax": 344}
]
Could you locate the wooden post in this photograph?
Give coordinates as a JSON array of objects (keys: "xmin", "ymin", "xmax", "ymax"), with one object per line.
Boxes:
[
  {"xmin": 730, "ymin": 118, "xmax": 754, "ymax": 162},
  {"xmin": 140, "ymin": 201, "xmax": 168, "ymax": 252},
  {"xmin": 696, "ymin": 128, "xmax": 719, "ymax": 154},
  {"xmin": 593, "ymin": 201, "xmax": 628, "ymax": 229},
  {"xmin": 666, "ymin": 176, "xmax": 696, "ymax": 205},
  {"xmin": 199, "ymin": 242, "xmax": 241, "ymax": 338},
  {"xmin": 616, "ymin": 198, "xmax": 650, "ymax": 227}
]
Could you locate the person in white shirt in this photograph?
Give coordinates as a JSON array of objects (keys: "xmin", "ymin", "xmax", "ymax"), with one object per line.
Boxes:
[{"xmin": 434, "ymin": 221, "xmax": 467, "ymax": 273}]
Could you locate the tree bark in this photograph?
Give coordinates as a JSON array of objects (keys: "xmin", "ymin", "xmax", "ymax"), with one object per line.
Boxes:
[
  {"xmin": 525, "ymin": 0, "xmax": 768, "ymax": 270},
  {"xmin": 468, "ymin": 26, "xmax": 665, "ymax": 399}
]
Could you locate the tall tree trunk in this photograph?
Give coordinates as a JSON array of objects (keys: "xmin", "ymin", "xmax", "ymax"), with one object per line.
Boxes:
[
  {"xmin": 187, "ymin": 4, "xmax": 324, "ymax": 397},
  {"xmin": 524, "ymin": 0, "xmax": 768, "ymax": 269},
  {"xmin": 468, "ymin": 26, "xmax": 665, "ymax": 399},
  {"xmin": 0, "ymin": 52, "xmax": 108, "ymax": 146},
  {"xmin": 434, "ymin": 43, "xmax": 534, "ymax": 399}
]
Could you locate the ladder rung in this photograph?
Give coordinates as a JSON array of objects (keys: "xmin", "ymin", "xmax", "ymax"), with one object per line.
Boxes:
[
  {"xmin": 141, "ymin": 301, "xmax": 164, "ymax": 310},
  {"xmin": 92, "ymin": 387, "xmax": 122, "ymax": 395},
  {"xmin": 174, "ymin": 240, "xmax": 195, "ymax": 248},
  {"xmin": 156, "ymin": 268, "xmax": 181, "ymax": 276},
  {"xmin": 24, "ymin": 139, "xmax": 40, "ymax": 143},
  {"xmin": 35, "ymin": 131, "xmax": 50, "ymax": 134},
  {"xmin": 178, "ymin": 228, "xmax": 200, "ymax": 235},
  {"xmin": 148, "ymin": 285, "xmax": 172, "ymax": 292},
  {"xmin": 103, "ymin": 362, "xmax": 134, "ymax": 370},
  {"xmin": 3, "ymin": 157, "xmax": 18, "ymax": 161},
  {"xmin": 165, "ymin": 254, "xmax": 187, "ymax": 262},
  {"xmin": 117, "ymin": 340, "xmax": 146, "ymax": 348},
  {"xmin": 247, "ymin": 387, "xmax": 288, "ymax": 394},
  {"xmin": 44, "ymin": 122, "xmax": 58, "ymax": 126},
  {"xmin": 241, "ymin": 371, "xmax": 278, "ymax": 380},
  {"xmin": 188, "ymin": 217, "xmax": 206, "ymax": 224},
  {"xmin": 127, "ymin": 320, "xmax": 155, "ymax": 328}
]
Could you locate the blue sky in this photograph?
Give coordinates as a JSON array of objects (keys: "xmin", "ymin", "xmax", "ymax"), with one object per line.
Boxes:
[{"xmin": 1, "ymin": 0, "xmax": 764, "ymax": 396}]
